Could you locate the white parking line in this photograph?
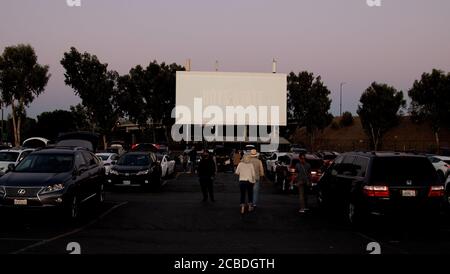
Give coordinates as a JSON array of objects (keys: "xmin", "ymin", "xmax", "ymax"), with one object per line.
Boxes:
[{"xmin": 11, "ymin": 201, "xmax": 128, "ymax": 254}]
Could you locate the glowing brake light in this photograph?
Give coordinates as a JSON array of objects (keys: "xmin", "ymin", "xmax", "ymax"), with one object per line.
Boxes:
[
  {"xmin": 363, "ymin": 185, "xmax": 390, "ymax": 197},
  {"xmin": 289, "ymin": 168, "xmax": 296, "ymax": 173},
  {"xmin": 428, "ymin": 186, "xmax": 444, "ymax": 197}
]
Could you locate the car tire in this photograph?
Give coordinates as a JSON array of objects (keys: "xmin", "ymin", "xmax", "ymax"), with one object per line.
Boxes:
[
  {"xmin": 437, "ymin": 171, "xmax": 445, "ymax": 184},
  {"xmin": 96, "ymin": 184, "xmax": 105, "ymax": 204},
  {"xmin": 65, "ymin": 195, "xmax": 80, "ymax": 220},
  {"xmin": 346, "ymin": 201, "xmax": 365, "ymax": 226}
]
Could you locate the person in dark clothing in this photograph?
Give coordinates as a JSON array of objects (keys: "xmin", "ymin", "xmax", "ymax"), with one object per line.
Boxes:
[
  {"xmin": 197, "ymin": 150, "xmax": 216, "ymax": 202},
  {"xmin": 188, "ymin": 146, "xmax": 197, "ymax": 174}
]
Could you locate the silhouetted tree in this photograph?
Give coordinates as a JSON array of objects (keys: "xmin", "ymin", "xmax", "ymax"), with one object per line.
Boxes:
[
  {"xmin": 0, "ymin": 44, "xmax": 50, "ymax": 146},
  {"xmin": 357, "ymin": 82, "xmax": 405, "ymax": 150}
]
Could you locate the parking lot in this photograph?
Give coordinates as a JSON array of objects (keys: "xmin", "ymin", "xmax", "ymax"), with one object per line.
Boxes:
[{"xmin": 1, "ymin": 171, "xmax": 450, "ymax": 254}]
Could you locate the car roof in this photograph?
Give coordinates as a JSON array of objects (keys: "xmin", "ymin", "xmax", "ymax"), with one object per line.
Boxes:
[
  {"xmin": 342, "ymin": 151, "xmax": 428, "ymax": 158},
  {"xmin": 0, "ymin": 148, "xmax": 34, "ymax": 153},
  {"xmin": 31, "ymin": 148, "xmax": 76, "ymax": 155}
]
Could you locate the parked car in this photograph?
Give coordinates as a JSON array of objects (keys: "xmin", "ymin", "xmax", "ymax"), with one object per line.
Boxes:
[
  {"xmin": 446, "ymin": 175, "xmax": 450, "ymax": 208},
  {"xmin": 0, "ymin": 148, "xmax": 35, "ymax": 175},
  {"xmin": 265, "ymin": 152, "xmax": 288, "ymax": 178},
  {"xmin": 157, "ymin": 154, "xmax": 176, "ymax": 178},
  {"xmin": 428, "ymin": 155, "xmax": 450, "ymax": 183},
  {"xmin": 131, "ymin": 143, "xmax": 158, "ymax": 153},
  {"xmin": 274, "ymin": 153, "xmax": 324, "ymax": 193},
  {"xmin": 56, "ymin": 132, "xmax": 99, "ymax": 152},
  {"xmin": 213, "ymin": 146, "xmax": 233, "ymax": 172},
  {"xmin": 22, "ymin": 137, "xmax": 50, "ymax": 149},
  {"xmin": 317, "ymin": 152, "xmax": 443, "ymax": 224},
  {"xmin": 107, "ymin": 142, "xmax": 125, "ymax": 155},
  {"xmin": 0, "ymin": 146, "xmax": 105, "ymax": 220},
  {"xmin": 316, "ymin": 151, "xmax": 339, "ymax": 168},
  {"xmin": 96, "ymin": 152, "xmax": 119, "ymax": 175},
  {"xmin": 107, "ymin": 151, "xmax": 162, "ymax": 190}
]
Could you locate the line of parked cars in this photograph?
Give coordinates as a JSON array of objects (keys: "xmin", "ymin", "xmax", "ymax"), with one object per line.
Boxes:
[
  {"xmin": 0, "ymin": 134, "xmax": 177, "ymax": 220},
  {"xmin": 262, "ymin": 147, "xmax": 450, "ymax": 224}
]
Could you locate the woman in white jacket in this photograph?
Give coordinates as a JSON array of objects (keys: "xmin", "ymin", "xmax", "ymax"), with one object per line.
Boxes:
[{"xmin": 235, "ymin": 155, "xmax": 256, "ymax": 214}]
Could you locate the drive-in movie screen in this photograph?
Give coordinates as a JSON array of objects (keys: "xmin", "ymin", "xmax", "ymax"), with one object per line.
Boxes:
[{"xmin": 0, "ymin": 0, "xmax": 449, "ymax": 272}]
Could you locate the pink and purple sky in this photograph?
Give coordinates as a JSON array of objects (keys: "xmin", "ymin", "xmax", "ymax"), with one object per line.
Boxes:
[{"xmin": 1, "ymin": 0, "xmax": 449, "ymax": 118}]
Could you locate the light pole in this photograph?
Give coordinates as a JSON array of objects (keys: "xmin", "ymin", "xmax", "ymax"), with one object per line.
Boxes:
[{"xmin": 340, "ymin": 82, "xmax": 346, "ymax": 117}]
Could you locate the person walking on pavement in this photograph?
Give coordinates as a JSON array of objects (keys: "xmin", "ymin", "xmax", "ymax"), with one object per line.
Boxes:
[
  {"xmin": 296, "ymin": 153, "xmax": 312, "ymax": 213},
  {"xmin": 188, "ymin": 146, "xmax": 197, "ymax": 174},
  {"xmin": 197, "ymin": 150, "xmax": 216, "ymax": 202},
  {"xmin": 235, "ymin": 154, "xmax": 256, "ymax": 214},
  {"xmin": 233, "ymin": 149, "xmax": 241, "ymax": 171},
  {"xmin": 249, "ymin": 149, "xmax": 264, "ymax": 209}
]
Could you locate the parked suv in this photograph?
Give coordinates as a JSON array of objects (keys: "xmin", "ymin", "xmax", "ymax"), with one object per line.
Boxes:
[
  {"xmin": 317, "ymin": 152, "xmax": 443, "ymax": 224},
  {"xmin": 0, "ymin": 147, "xmax": 106, "ymax": 219},
  {"xmin": 107, "ymin": 151, "xmax": 162, "ymax": 190}
]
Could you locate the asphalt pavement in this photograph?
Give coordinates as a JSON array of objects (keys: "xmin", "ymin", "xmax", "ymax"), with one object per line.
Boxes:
[{"xmin": 1, "ymin": 171, "xmax": 450, "ymax": 254}]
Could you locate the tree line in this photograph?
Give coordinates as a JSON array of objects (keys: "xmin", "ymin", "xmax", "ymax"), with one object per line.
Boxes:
[{"xmin": 0, "ymin": 44, "xmax": 449, "ymax": 152}]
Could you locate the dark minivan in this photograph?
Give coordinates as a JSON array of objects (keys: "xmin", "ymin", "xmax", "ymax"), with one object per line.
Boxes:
[{"xmin": 317, "ymin": 152, "xmax": 444, "ymax": 224}]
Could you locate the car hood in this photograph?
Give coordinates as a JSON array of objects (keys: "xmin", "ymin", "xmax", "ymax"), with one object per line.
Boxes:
[
  {"xmin": 113, "ymin": 165, "xmax": 149, "ymax": 172},
  {"xmin": 0, "ymin": 172, "xmax": 70, "ymax": 187}
]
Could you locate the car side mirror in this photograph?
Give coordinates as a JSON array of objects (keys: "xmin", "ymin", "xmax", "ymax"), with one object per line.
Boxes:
[{"xmin": 7, "ymin": 163, "xmax": 15, "ymax": 171}]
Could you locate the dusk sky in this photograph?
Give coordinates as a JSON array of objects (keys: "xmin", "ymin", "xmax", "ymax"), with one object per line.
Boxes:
[{"xmin": 1, "ymin": 0, "xmax": 449, "ymax": 118}]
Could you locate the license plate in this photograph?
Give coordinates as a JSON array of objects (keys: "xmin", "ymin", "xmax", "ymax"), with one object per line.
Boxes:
[
  {"xmin": 123, "ymin": 180, "xmax": 131, "ymax": 185},
  {"xmin": 14, "ymin": 199, "xmax": 27, "ymax": 206},
  {"xmin": 402, "ymin": 190, "xmax": 416, "ymax": 197}
]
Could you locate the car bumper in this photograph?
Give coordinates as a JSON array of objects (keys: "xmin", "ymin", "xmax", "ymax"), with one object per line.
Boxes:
[
  {"xmin": 0, "ymin": 192, "xmax": 66, "ymax": 209},
  {"xmin": 107, "ymin": 175, "xmax": 155, "ymax": 186},
  {"xmin": 365, "ymin": 197, "xmax": 442, "ymax": 216}
]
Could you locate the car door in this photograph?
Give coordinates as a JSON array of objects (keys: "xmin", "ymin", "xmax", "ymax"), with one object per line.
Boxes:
[
  {"xmin": 320, "ymin": 155, "xmax": 344, "ymax": 205},
  {"xmin": 81, "ymin": 151, "xmax": 100, "ymax": 199},
  {"xmin": 73, "ymin": 152, "xmax": 90, "ymax": 201},
  {"xmin": 334, "ymin": 156, "xmax": 357, "ymax": 206}
]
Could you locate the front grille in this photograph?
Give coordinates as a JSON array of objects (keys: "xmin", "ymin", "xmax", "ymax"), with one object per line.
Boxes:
[{"xmin": 5, "ymin": 187, "xmax": 42, "ymax": 198}]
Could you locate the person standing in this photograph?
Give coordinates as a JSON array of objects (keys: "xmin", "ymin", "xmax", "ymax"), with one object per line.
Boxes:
[
  {"xmin": 249, "ymin": 149, "xmax": 264, "ymax": 209},
  {"xmin": 233, "ymin": 149, "xmax": 241, "ymax": 171},
  {"xmin": 296, "ymin": 153, "xmax": 312, "ymax": 213},
  {"xmin": 197, "ymin": 150, "xmax": 216, "ymax": 202},
  {"xmin": 188, "ymin": 146, "xmax": 197, "ymax": 174},
  {"xmin": 182, "ymin": 152, "xmax": 188, "ymax": 172},
  {"xmin": 235, "ymin": 155, "xmax": 256, "ymax": 214}
]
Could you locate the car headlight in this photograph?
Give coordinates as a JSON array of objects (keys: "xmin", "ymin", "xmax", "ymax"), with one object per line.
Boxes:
[
  {"xmin": 41, "ymin": 184, "xmax": 65, "ymax": 195},
  {"xmin": 109, "ymin": 169, "xmax": 119, "ymax": 175},
  {"xmin": 137, "ymin": 169, "xmax": 149, "ymax": 176}
]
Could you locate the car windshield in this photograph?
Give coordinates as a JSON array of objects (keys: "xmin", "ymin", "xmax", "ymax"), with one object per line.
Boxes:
[
  {"xmin": 118, "ymin": 154, "xmax": 150, "ymax": 166},
  {"xmin": 371, "ymin": 157, "xmax": 437, "ymax": 185},
  {"xmin": 15, "ymin": 154, "xmax": 74, "ymax": 173},
  {"xmin": 0, "ymin": 152, "xmax": 20, "ymax": 162}
]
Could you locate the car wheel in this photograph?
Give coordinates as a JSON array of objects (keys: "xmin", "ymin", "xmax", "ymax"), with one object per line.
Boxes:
[
  {"xmin": 346, "ymin": 201, "xmax": 365, "ymax": 226},
  {"xmin": 65, "ymin": 195, "xmax": 80, "ymax": 220},
  {"xmin": 96, "ymin": 184, "xmax": 105, "ymax": 203},
  {"xmin": 437, "ymin": 171, "xmax": 445, "ymax": 184}
]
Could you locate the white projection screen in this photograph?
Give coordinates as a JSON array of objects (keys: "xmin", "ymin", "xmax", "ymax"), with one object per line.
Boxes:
[{"xmin": 175, "ymin": 71, "xmax": 287, "ymax": 126}]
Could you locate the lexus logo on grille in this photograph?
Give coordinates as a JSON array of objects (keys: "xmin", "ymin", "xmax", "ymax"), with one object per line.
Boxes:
[{"xmin": 17, "ymin": 189, "xmax": 26, "ymax": 195}]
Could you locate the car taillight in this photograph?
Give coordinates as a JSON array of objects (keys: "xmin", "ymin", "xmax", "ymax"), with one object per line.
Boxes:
[
  {"xmin": 428, "ymin": 186, "xmax": 444, "ymax": 197},
  {"xmin": 289, "ymin": 168, "xmax": 296, "ymax": 173},
  {"xmin": 363, "ymin": 185, "xmax": 390, "ymax": 197}
]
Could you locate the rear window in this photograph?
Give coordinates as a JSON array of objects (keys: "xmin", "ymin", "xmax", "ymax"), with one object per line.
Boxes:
[
  {"xmin": 370, "ymin": 157, "xmax": 437, "ymax": 185},
  {"xmin": 306, "ymin": 159, "xmax": 323, "ymax": 170}
]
